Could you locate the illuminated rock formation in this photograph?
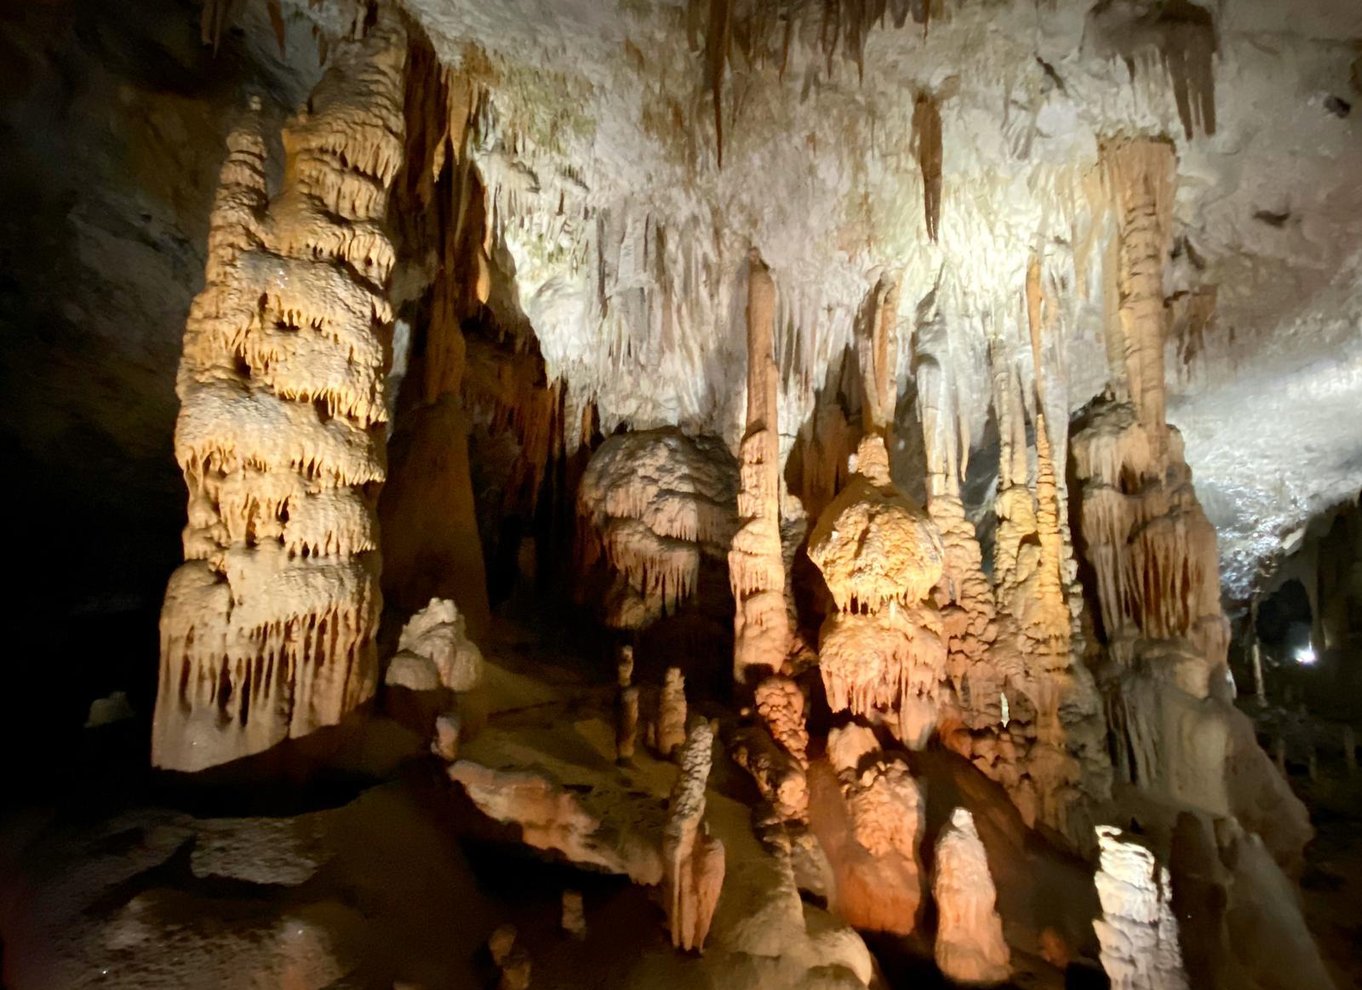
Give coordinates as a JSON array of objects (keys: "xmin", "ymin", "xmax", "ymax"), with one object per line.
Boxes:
[
  {"xmin": 153, "ymin": 17, "xmax": 407, "ymax": 771},
  {"xmin": 577, "ymin": 428, "xmax": 738, "ymax": 630},
  {"xmin": 388, "ymin": 597, "xmax": 484, "ymax": 694},
  {"xmin": 933, "ymin": 808, "xmax": 1010, "ymax": 987},
  {"xmin": 730, "ymin": 251, "xmax": 792, "ymax": 685},
  {"xmin": 1074, "ymin": 139, "xmax": 1307, "ymax": 867},
  {"xmin": 448, "ymin": 761, "xmax": 664, "ymax": 884},
  {"xmin": 663, "ymin": 720, "xmax": 725, "ymax": 952},
  {"xmin": 808, "ymin": 436, "xmax": 947, "ymax": 748},
  {"xmin": 916, "ymin": 356, "xmax": 1000, "ymax": 734},
  {"xmin": 754, "ymin": 674, "xmax": 809, "ymax": 769},
  {"xmin": 807, "ymin": 723, "xmax": 924, "ymax": 934},
  {"xmin": 1092, "ymin": 825, "xmax": 1187, "ymax": 990}
]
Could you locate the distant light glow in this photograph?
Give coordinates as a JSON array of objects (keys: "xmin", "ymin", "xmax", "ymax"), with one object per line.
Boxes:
[{"xmin": 1295, "ymin": 646, "xmax": 1317, "ymax": 666}]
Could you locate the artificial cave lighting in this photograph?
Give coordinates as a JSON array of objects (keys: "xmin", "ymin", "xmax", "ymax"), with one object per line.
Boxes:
[{"xmin": 2, "ymin": 0, "xmax": 1362, "ymax": 988}]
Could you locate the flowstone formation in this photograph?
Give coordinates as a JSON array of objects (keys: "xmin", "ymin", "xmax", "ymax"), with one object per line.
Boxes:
[
  {"xmin": 730, "ymin": 251, "xmax": 793, "ymax": 685},
  {"xmin": 576, "ymin": 428, "xmax": 738, "ymax": 630},
  {"xmin": 153, "ymin": 16, "xmax": 407, "ymax": 771}
]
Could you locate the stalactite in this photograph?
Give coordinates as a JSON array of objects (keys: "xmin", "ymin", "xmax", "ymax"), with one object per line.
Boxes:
[
  {"xmin": 912, "ymin": 92, "xmax": 943, "ymax": 243},
  {"xmin": 730, "ymin": 251, "xmax": 793, "ymax": 684},
  {"xmin": 154, "ymin": 13, "xmax": 407, "ymax": 771},
  {"xmin": 1086, "ymin": 0, "xmax": 1218, "ymax": 141}
]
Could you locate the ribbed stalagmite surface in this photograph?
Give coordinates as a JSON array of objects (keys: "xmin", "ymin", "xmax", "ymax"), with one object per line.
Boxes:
[
  {"xmin": 730, "ymin": 251, "xmax": 792, "ymax": 685},
  {"xmin": 153, "ymin": 16, "xmax": 407, "ymax": 771}
]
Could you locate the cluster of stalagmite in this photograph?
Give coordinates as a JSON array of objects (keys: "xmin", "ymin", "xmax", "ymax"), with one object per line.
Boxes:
[
  {"xmin": 933, "ymin": 808, "xmax": 1010, "ymax": 987},
  {"xmin": 730, "ymin": 252, "xmax": 793, "ymax": 685},
  {"xmin": 1092, "ymin": 826, "xmax": 1187, "ymax": 990},
  {"xmin": 153, "ymin": 16, "xmax": 407, "ymax": 771},
  {"xmin": 662, "ymin": 720, "xmax": 725, "ymax": 952},
  {"xmin": 578, "ymin": 428, "xmax": 738, "ymax": 630}
]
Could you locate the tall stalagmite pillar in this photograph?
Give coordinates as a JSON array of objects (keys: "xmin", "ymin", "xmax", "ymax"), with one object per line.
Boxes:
[
  {"xmin": 153, "ymin": 16, "xmax": 407, "ymax": 771},
  {"xmin": 730, "ymin": 250, "xmax": 791, "ymax": 685}
]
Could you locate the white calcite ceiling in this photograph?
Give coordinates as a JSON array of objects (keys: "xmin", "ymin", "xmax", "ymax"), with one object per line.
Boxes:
[{"xmin": 397, "ymin": 0, "xmax": 1362, "ymax": 598}]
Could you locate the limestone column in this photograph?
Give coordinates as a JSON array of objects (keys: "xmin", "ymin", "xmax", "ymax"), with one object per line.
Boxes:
[
  {"xmin": 153, "ymin": 16, "xmax": 407, "ymax": 771},
  {"xmin": 730, "ymin": 250, "xmax": 791, "ymax": 685}
]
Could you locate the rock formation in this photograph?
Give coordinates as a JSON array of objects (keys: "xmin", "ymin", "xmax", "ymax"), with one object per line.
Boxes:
[
  {"xmin": 577, "ymin": 428, "xmax": 738, "ymax": 630},
  {"xmin": 387, "ymin": 597, "xmax": 485, "ymax": 694},
  {"xmin": 730, "ymin": 251, "xmax": 792, "ymax": 685},
  {"xmin": 655, "ymin": 667, "xmax": 688, "ymax": 759},
  {"xmin": 662, "ymin": 720, "xmax": 725, "ymax": 952},
  {"xmin": 448, "ymin": 761, "xmax": 664, "ymax": 884},
  {"xmin": 616, "ymin": 646, "xmax": 640, "ymax": 763},
  {"xmin": 153, "ymin": 16, "xmax": 407, "ymax": 771},
  {"xmin": 932, "ymin": 808, "xmax": 1010, "ymax": 987},
  {"xmin": 806, "ymin": 723, "xmax": 925, "ymax": 934},
  {"xmin": 808, "ymin": 436, "xmax": 947, "ymax": 748},
  {"xmin": 1092, "ymin": 825, "xmax": 1187, "ymax": 990},
  {"xmin": 1073, "ymin": 138, "xmax": 1308, "ymax": 867},
  {"xmin": 731, "ymin": 721, "xmax": 810, "ymax": 825},
  {"xmin": 753, "ymin": 675, "xmax": 809, "ymax": 769}
]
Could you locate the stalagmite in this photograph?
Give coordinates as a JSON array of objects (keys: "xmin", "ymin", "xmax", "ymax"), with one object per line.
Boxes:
[
  {"xmin": 153, "ymin": 16, "xmax": 407, "ymax": 771},
  {"xmin": 616, "ymin": 646, "xmax": 640, "ymax": 763},
  {"xmin": 656, "ymin": 667, "xmax": 688, "ymax": 759},
  {"xmin": 808, "ymin": 723, "xmax": 925, "ymax": 934},
  {"xmin": 1092, "ymin": 825, "xmax": 1187, "ymax": 990},
  {"xmin": 933, "ymin": 808, "xmax": 1010, "ymax": 987},
  {"xmin": 389, "ymin": 597, "xmax": 485, "ymax": 694},
  {"xmin": 662, "ymin": 720, "xmax": 725, "ymax": 952},
  {"xmin": 730, "ymin": 251, "xmax": 792, "ymax": 685},
  {"xmin": 561, "ymin": 890, "xmax": 587, "ymax": 939}
]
